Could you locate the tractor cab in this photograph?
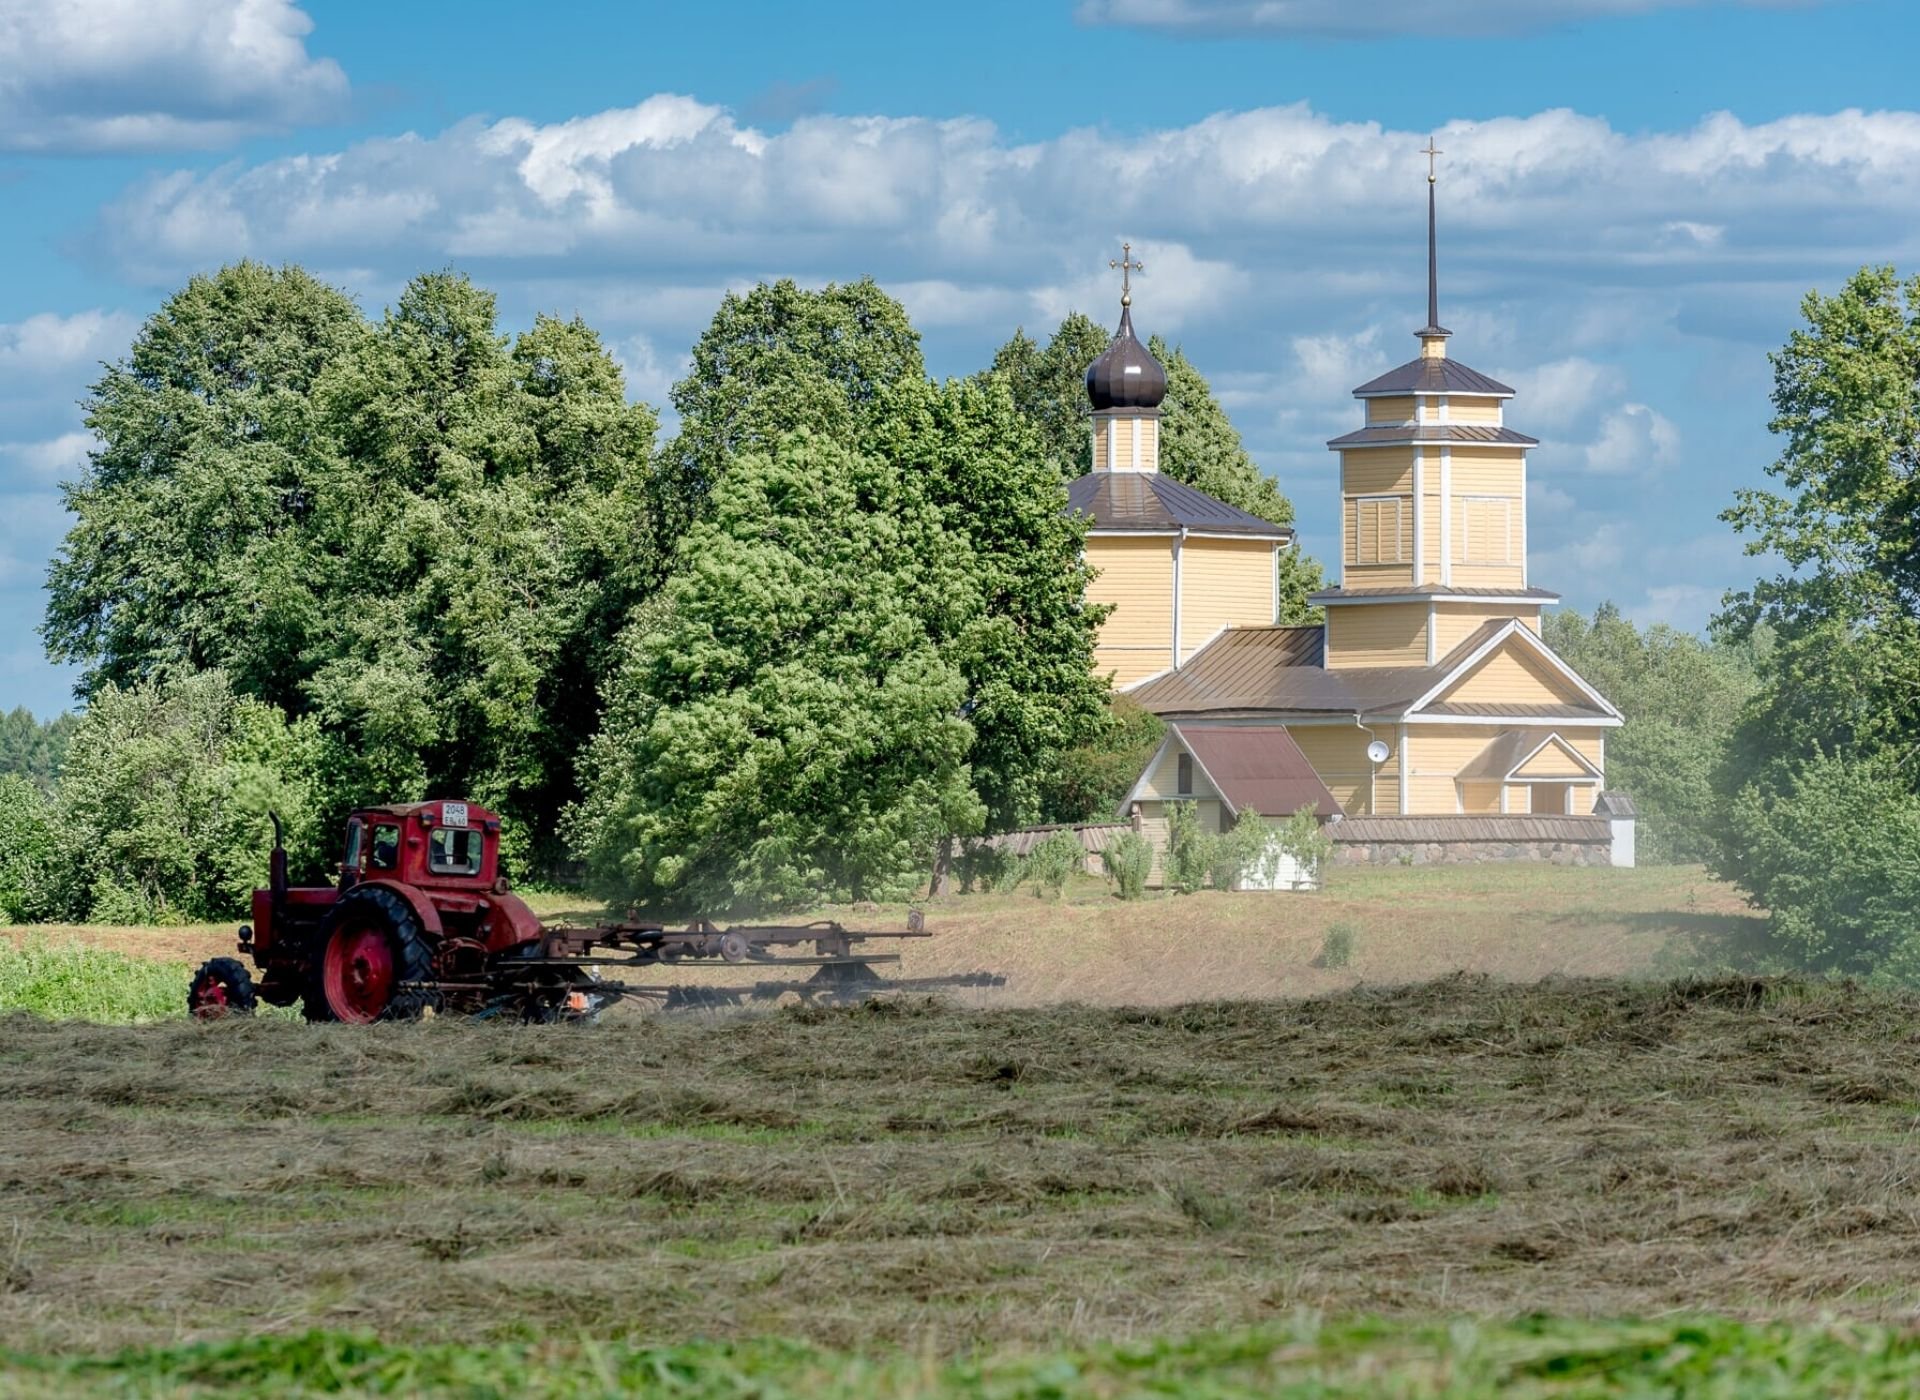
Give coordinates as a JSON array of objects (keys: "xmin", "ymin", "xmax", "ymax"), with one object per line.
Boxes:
[{"xmin": 338, "ymin": 800, "xmax": 502, "ymax": 893}]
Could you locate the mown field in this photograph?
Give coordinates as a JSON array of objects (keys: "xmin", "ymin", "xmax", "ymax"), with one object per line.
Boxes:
[{"xmin": 11, "ymin": 865, "xmax": 1915, "ymax": 1395}]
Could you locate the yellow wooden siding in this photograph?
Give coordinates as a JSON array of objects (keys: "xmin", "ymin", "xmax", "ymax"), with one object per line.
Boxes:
[
  {"xmin": 1452, "ymin": 496, "xmax": 1516, "ymax": 564},
  {"xmin": 1458, "ymin": 781, "xmax": 1502, "ymax": 814},
  {"xmin": 1449, "ymin": 451, "xmax": 1525, "ymax": 495},
  {"xmin": 1447, "ymin": 398, "xmax": 1504, "ymax": 425},
  {"xmin": 1091, "ymin": 422, "xmax": 1107, "ymax": 472},
  {"xmin": 1136, "ymin": 740, "xmax": 1220, "ymax": 801},
  {"xmin": 1366, "ymin": 396, "xmax": 1417, "ymax": 425},
  {"xmin": 1503, "ymin": 784, "xmax": 1532, "ymax": 814},
  {"xmin": 1182, "ymin": 540, "xmax": 1276, "ymax": 658},
  {"xmin": 1448, "ymin": 563, "xmax": 1526, "ymax": 589},
  {"xmin": 1326, "ymin": 602, "xmax": 1429, "ymax": 667},
  {"xmin": 1088, "ymin": 535, "xmax": 1172, "ymax": 685},
  {"xmin": 1439, "ymin": 643, "xmax": 1586, "ymax": 710},
  {"xmin": 1432, "ymin": 604, "xmax": 1541, "ymax": 655},
  {"xmin": 1512, "ymin": 739, "xmax": 1591, "ymax": 779},
  {"xmin": 1404, "ymin": 725, "xmax": 1505, "ymax": 812},
  {"xmin": 1342, "ymin": 447, "xmax": 1415, "ymax": 496},
  {"xmin": 1286, "ymin": 725, "xmax": 1377, "ymax": 815},
  {"xmin": 1141, "ymin": 416, "xmax": 1158, "ymax": 470}
]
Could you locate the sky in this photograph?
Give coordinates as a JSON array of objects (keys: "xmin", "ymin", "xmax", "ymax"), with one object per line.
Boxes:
[{"xmin": 4, "ymin": 0, "xmax": 1919, "ymax": 717}]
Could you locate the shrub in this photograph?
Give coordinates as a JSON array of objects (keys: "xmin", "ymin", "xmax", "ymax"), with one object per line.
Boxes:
[
  {"xmin": 1019, "ymin": 830, "xmax": 1084, "ymax": 900},
  {"xmin": 1317, "ymin": 922, "xmax": 1357, "ymax": 969},
  {"xmin": 1164, "ymin": 801, "xmax": 1215, "ymax": 895},
  {"xmin": 1718, "ymin": 753, "xmax": 1920, "ymax": 980},
  {"xmin": 955, "ymin": 840, "xmax": 1013, "ymax": 894},
  {"xmin": 1276, "ymin": 808, "xmax": 1333, "ymax": 887},
  {"xmin": 1103, "ymin": 830, "xmax": 1153, "ymax": 900},
  {"xmin": 1208, "ymin": 811, "xmax": 1274, "ymax": 891},
  {"xmin": 0, "ymin": 776, "xmax": 60, "ymax": 924}
]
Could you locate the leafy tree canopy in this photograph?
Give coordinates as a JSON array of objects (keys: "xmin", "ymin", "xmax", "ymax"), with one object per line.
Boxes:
[
  {"xmin": 572, "ymin": 433, "xmax": 983, "ymax": 915},
  {"xmin": 1542, "ymin": 604, "xmax": 1759, "ymax": 864},
  {"xmin": 0, "ymin": 709, "xmax": 79, "ymax": 794}
]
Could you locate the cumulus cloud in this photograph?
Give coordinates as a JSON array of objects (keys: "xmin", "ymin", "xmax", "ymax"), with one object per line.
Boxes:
[
  {"xmin": 0, "ymin": 0, "xmax": 347, "ymax": 152},
  {"xmin": 1076, "ymin": 0, "xmax": 1827, "ymax": 39},
  {"xmin": 0, "ymin": 431, "xmax": 93, "ymax": 482},
  {"xmin": 0, "ymin": 309, "xmax": 137, "ymax": 375},
  {"xmin": 1585, "ymin": 403, "xmax": 1683, "ymax": 475},
  {"xmin": 1498, "ymin": 357, "xmax": 1627, "ymax": 434}
]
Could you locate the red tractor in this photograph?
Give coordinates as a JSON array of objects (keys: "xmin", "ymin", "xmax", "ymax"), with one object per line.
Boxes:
[{"xmin": 187, "ymin": 800, "xmax": 992, "ymax": 1022}]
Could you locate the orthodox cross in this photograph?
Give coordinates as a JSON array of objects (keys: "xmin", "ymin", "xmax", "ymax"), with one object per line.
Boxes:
[
  {"xmin": 1423, "ymin": 137, "xmax": 1443, "ymax": 184},
  {"xmin": 1110, "ymin": 242, "xmax": 1143, "ymax": 306}
]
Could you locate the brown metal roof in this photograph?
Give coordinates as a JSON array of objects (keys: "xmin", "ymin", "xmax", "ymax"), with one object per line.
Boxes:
[
  {"xmin": 1329, "ymin": 815, "xmax": 1610, "ymax": 843},
  {"xmin": 1131, "ymin": 619, "xmax": 1509, "ymax": 718},
  {"xmin": 1351, "ymin": 356, "xmax": 1515, "ymax": 397},
  {"xmin": 1327, "ymin": 424, "xmax": 1538, "ymax": 449},
  {"xmin": 1310, "ymin": 584, "xmax": 1560, "ymax": 604},
  {"xmin": 1067, "ymin": 472, "xmax": 1291, "ymax": 537},
  {"xmin": 1177, "ymin": 724, "xmax": 1344, "ymax": 820}
]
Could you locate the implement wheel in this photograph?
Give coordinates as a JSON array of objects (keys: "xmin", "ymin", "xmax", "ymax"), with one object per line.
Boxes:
[
  {"xmin": 188, "ymin": 957, "xmax": 257, "ymax": 1019},
  {"xmin": 315, "ymin": 885, "xmax": 437, "ymax": 1023}
]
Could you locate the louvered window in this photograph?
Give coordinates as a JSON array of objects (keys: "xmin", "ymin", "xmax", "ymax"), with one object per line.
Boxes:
[
  {"xmin": 1351, "ymin": 496, "xmax": 1405, "ymax": 565},
  {"xmin": 1456, "ymin": 497, "xmax": 1512, "ymax": 564}
]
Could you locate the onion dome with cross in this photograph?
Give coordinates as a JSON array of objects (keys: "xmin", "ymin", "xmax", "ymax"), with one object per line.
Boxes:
[{"xmin": 1085, "ymin": 243, "xmax": 1167, "ymax": 412}]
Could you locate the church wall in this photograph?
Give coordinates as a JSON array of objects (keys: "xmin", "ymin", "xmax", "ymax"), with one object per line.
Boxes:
[
  {"xmin": 1341, "ymin": 447, "xmax": 1416, "ymax": 495},
  {"xmin": 1181, "ymin": 540, "xmax": 1277, "ymax": 658},
  {"xmin": 1449, "ymin": 562, "xmax": 1528, "ymax": 590},
  {"xmin": 1325, "ymin": 603, "xmax": 1429, "ymax": 667},
  {"xmin": 1448, "ymin": 450, "xmax": 1525, "ymax": 495},
  {"xmin": 1504, "ymin": 784, "xmax": 1532, "ymax": 814},
  {"xmin": 1088, "ymin": 414, "xmax": 1160, "ymax": 472},
  {"xmin": 1447, "ymin": 398, "xmax": 1504, "ymax": 425},
  {"xmin": 1438, "ymin": 645, "xmax": 1574, "ymax": 709},
  {"xmin": 1343, "ymin": 497, "xmax": 1416, "ymax": 588},
  {"xmin": 1513, "ymin": 740, "xmax": 1591, "ymax": 779},
  {"xmin": 1088, "ymin": 534, "xmax": 1174, "ymax": 685},
  {"xmin": 1367, "ymin": 396, "xmax": 1417, "ymax": 425},
  {"xmin": 1432, "ymin": 604, "xmax": 1540, "ymax": 656},
  {"xmin": 1286, "ymin": 725, "xmax": 1379, "ymax": 815},
  {"xmin": 1404, "ymin": 725, "xmax": 1507, "ymax": 812}
]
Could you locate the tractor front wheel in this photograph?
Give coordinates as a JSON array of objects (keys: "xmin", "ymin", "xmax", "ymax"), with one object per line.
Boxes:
[
  {"xmin": 188, "ymin": 957, "xmax": 257, "ymax": 1019},
  {"xmin": 315, "ymin": 886, "xmax": 437, "ymax": 1023}
]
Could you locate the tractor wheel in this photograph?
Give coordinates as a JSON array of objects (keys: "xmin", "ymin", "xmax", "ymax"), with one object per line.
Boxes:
[
  {"xmin": 316, "ymin": 885, "xmax": 438, "ymax": 1023},
  {"xmin": 188, "ymin": 957, "xmax": 257, "ymax": 1019}
]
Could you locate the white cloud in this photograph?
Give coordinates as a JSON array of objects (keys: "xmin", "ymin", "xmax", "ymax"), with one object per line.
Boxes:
[
  {"xmin": 0, "ymin": 431, "xmax": 93, "ymax": 482},
  {"xmin": 1633, "ymin": 582, "xmax": 1725, "ymax": 631},
  {"xmin": 0, "ymin": 0, "xmax": 347, "ymax": 153},
  {"xmin": 1076, "ymin": 0, "xmax": 1830, "ymax": 39},
  {"xmin": 1585, "ymin": 403, "xmax": 1682, "ymax": 475},
  {"xmin": 1527, "ymin": 478, "xmax": 1579, "ymax": 517},
  {"xmin": 0, "ymin": 310, "xmax": 137, "ymax": 375},
  {"xmin": 1288, "ymin": 326, "xmax": 1387, "ymax": 405},
  {"xmin": 1498, "ymin": 357, "xmax": 1627, "ymax": 434}
]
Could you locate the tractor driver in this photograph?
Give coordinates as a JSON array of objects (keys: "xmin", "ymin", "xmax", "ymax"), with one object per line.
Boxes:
[{"xmin": 369, "ymin": 825, "xmax": 399, "ymax": 870}]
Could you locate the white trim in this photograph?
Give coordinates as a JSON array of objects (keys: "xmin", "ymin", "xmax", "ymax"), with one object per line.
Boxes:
[
  {"xmin": 1402, "ymin": 619, "xmax": 1624, "ymax": 720},
  {"xmin": 1324, "ymin": 437, "xmax": 1535, "ymax": 451},
  {"xmin": 1397, "ymin": 722, "xmax": 1409, "ymax": 816},
  {"xmin": 1313, "ymin": 591, "xmax": 1559, "ymax": 606},
  {"xmin": 1439, "ymin": 448, "xmax": 1452, "ymax": 586},
  {"xmin": 1426, "ymin": 601, "xmax": 1437, "ymax": 665},
  {"xmin": 1170, "ymin": 530, "xmax": 1185, "ymax": 671},
  {"xmin": 1087, "ymin": 527, "xmax": 1292, "ymax": 542},
  {"xmin": 1106, "ymin": 418, "xmax": 1116, "ymax": 472},
  {"xmin": 1099, "ymin": 465, "xmax": 1158, "ymax": 475},
  {"xmin": 1436, "ymin": 394, "xmax": 1450, "ymax": 424},
  {"xmin": 1519, "ymin": 451, "xmax": 1530, "ymax": 587},
  {"xmin": 1151, "ymin": 712, "xmax": 1618, "ymax": 729},
  {"xmin": 1401, "ymin": 712, "xmax": 1623, "ymax": 728},
  {"xmin": 1270, "ymin": 542, "xmax": 1280, "ymax": 623},
  {"xmin": 1506, "ymin": 775, "xmax": 1601, "ymax": 785}
]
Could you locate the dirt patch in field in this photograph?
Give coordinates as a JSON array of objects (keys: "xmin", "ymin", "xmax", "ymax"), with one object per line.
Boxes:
[{"xmin": 2, "ymin": 972, "xmax": 1916, "ymax": 1358}]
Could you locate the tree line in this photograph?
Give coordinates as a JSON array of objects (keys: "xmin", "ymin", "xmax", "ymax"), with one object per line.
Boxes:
[{"xmin": 2, "ymin": 263, "xmax": 1302, "ymax": 923}]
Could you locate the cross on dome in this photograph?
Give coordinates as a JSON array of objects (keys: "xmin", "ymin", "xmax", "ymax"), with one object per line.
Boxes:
[{"xmin": 1110, "ymin": 242, "xmax": 1143, "ymax": 307}]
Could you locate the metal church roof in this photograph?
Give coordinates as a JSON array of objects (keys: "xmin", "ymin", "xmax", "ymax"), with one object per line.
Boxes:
[
  {"xmin": 1351, "ymin": 356, "xmax": 1516, "ymax": 398},
  {"xmin": 1067, "ymin": 472, "xmax": 1293, "ymax": 538},
  {"xmin": 1326, "ymin": 423, "xmax": 1538, "ymax": 449},
  {"xmin": 1175, "ymin": 724, "xmax": 1344, "ymax": 820}
]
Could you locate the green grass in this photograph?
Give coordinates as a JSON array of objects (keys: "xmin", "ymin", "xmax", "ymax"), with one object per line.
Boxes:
[
  {"xmin": 0, "ymin": 938, "xmax": 188, "ymax": 1022},
  {"xmin": 7, "ymin": 1317, "xmax": 1920, "ymax": 1397}
]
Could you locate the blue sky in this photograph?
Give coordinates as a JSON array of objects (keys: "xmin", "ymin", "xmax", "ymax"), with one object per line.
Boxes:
[{"xmin": 4, "ymin": 0, "xmax": 1919, "ymax": 716}]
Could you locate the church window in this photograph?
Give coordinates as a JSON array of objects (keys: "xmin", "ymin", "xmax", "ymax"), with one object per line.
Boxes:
[
  {"xmin": 1456, "ymin": 497, "xmax": 1512, "ymax": 564},
  {"xmin": 1352, "ymin": 496, "xmax": 1405, "ymax": 565},
  {"xmin": 1177, "ymin": 753, "xmax": 1194, "ymax": 795}
]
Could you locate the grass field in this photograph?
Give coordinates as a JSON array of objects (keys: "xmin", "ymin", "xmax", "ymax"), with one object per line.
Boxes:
[{"xmin": 11, "ymin": 865, "xmax": 1900, "ymax": 1395}]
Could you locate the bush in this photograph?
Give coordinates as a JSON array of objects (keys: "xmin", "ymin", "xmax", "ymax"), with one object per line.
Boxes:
[
  {"xmin": 955, "ymin": 840, "xmax": 1013, "ymax": 894},
  {"xmin": 1103, "ymin": 830, "xmax": 1153, "ymax": 900},
  {"xmin": 0, "ymin": 776, "xmax": 60, "ymax": 924},
  {"xmin": 1018, "ymin": 830, "xmax": 1083, "ymax": 900},
  {"xmin": 0, "ymin": 939, "xmax": 187, "ymax": 1022},
  {"xmin": 1275, "ymin": 808, "xmax": 1333, "ymax": 887},
  {"xmin": 1164, "ymin": 802, "xmax": 1215, "ymax": 895},
  {"xmin": 1718, "ymin": 753, "xmax": 1920, "ymax": 980},
  {"xmin": 1317, "ymin": 923, "xmax": 1357, "ymax": 969}
]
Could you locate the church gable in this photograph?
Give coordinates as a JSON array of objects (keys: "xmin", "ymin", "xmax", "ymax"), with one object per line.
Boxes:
[
  {"xmin": 1410, "ymin": 622, "xmax": 1617, "ymax": 720},
  {"xmin": 1511, "ymin": 734, "xmax": 1600, "ymax": 780}
]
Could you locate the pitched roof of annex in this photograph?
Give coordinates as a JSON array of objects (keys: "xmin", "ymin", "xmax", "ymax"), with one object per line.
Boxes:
[{"xmin": 1066, "ymin": 472, "xmax": 1292, "ymax": 538}]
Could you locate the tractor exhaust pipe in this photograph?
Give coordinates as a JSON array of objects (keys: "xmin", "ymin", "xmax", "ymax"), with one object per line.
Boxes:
[{"xmin": 268, "ymin": 811, "xmax": 288, "ymax": 912}]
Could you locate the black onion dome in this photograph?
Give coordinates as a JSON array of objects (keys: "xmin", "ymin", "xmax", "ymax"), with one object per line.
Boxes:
[{"xmin": 1085, "ymin": 304, "xmax": 1167, "ymax": 411}]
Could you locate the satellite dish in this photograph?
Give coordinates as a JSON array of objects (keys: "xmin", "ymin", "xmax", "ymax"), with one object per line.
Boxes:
[{"xmin": 1366, "ymin": 739, "xmax": 1390, "ymax": 765}]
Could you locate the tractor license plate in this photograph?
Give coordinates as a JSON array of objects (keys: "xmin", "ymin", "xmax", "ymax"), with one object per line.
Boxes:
[{"xmin": 443, "ymin": 802, "xmax": 469, "ymax": 828}]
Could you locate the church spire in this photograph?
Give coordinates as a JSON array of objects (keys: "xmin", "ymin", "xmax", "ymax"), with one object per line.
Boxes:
[{"xmin": 1417, "ymin": 138, "xmax": 1451, "ymax": 359}]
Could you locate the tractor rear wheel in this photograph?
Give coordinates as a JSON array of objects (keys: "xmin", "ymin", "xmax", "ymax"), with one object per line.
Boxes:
[
  {"xmin": 316, "ymin": 885, "xmax": 437, "ymax": 1023},
  {"xmin": 188, "ymin": 957, "xmax": 257, "ymax": 1019}
]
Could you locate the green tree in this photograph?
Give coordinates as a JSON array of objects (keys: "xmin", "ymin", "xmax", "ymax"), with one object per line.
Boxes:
[
  {"xmin": 45, "ymin": 262, "xmax": 368, "ymax": 713},
  {"xmin": 867, "ymin": 376, "xmax": 1108, "ymax": 831},
  {"xmin": 985, "ymin": 313, "xmax": 1109, "ymax": 475},
  {"xmin": 660, "ymin": 277, "xmax": 924, "ymax": 533},
  {"xmin": 1541, "ymin": 603, "xmax": 1758, "ymax": 864},
  {"xmin": 572, "ymin": 433, "xmax": 984, "ymax": 916},
  {"xmin": 0, "ymin": 709, "xmax": 79, "ymax": 793},
  {"xmin": 1037, "ymin": 696, "xmax": 1166, "ymax": 824},
  {"xmin": 50, "ymin": 671, "xmax": 322, "ymax": 924},
  {"xmin": 0, "ymin": 777, "xmax": 60, "ymax": 924}
]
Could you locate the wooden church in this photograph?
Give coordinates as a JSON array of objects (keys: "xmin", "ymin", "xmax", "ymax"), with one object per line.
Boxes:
[{"xmin": 1072, "ymin": 165, "xmax": 1628, "ymax": 869}]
